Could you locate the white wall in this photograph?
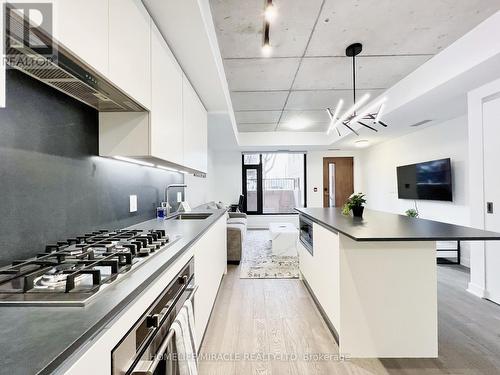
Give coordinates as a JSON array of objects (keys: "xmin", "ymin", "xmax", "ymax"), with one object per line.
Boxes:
[
  {"xmin": 210, "ymin": 149, "xmax": 242, "ymax": 205},
  {"xmin": 185, "ymin": 148, "xmax": 215, "ymax": 208},
  {"xmin": 186, "ymin": 148, "xmax": 242, "ymax": 209},
  {"xmin": 359, "ymin": 115, "xmax": 470, "ymax": 266},
  {"xmin": 467, "ymin": 76, "xmax": 500, "ymax": 299},
  {"xmin": 306, "ymin": 150, "xmax": 363, "ymax": 208}
]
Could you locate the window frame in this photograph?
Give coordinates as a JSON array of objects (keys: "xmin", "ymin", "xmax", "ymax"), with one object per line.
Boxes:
[{"xmin": 241, "ymin": 152, "xmax": 307, "ymax": 215}]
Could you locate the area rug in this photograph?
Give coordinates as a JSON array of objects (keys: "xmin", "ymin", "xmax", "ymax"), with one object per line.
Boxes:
[{"xmin": 240, "ymin": 229, "xmax": 299, "ymax": 279}]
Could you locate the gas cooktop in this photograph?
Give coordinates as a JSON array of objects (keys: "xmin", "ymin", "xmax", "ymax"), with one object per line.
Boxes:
[{"xmin": 0, "ymin": 228, "xmax": 179, "ymax": 306}]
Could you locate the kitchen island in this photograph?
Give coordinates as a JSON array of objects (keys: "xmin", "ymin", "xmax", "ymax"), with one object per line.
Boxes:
[{"xmin": 295, "ymin": 207, "xmax": 500, "ymax": 358}]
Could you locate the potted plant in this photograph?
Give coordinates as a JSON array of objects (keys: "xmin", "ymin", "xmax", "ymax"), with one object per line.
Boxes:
[
  {"xmin": 405, "ymin": 208, "xmax": 419, "ymax": 218},
  {"xmin": 342, "ymin": 193, "xmax": 367, "ymax": 218},
  {"xmin": 405, "ymin": 201, "xmax": 419, "ymax": 218}
]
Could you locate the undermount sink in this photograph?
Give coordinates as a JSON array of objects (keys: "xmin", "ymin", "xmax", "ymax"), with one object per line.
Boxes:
[{"xmin": 171, "ymin": 213, "xmax": 213, "ymax": 220}]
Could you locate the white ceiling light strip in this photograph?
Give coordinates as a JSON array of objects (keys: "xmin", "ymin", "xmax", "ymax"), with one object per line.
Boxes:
[
  {"xmin": 375, "ymin": 103, "xmax": 385, "ymax": 123},
  {"xmin": 326, "ymin": 99, "xmax": 344, "ymax": 135},
  {"xmin": 349, "ymin": 97, "xmax": 387, "ymax": 126}
]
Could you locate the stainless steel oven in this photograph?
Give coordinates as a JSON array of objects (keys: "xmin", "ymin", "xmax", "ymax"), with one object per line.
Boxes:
[
  {"xmin": 299, "ymin": 215, "xmax": 314, "ymax": 255},
  {"xmin": 112, "ymin": 258, "xmax": 196, "ymax": 375}
]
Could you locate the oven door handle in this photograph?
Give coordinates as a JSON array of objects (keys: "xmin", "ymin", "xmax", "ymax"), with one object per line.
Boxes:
[{"xmin": 131, "ymin": 284, "xmax": 199, "ymax": 375}]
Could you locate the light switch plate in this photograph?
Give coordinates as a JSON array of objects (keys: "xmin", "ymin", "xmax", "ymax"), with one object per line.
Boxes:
[
  {"xmin": 177, "ymin": 192, "xmax": 182, "ymax": 203},
  {"xmin": 129, "ymin": 195, "xmax": 137, "ymax": 213}
]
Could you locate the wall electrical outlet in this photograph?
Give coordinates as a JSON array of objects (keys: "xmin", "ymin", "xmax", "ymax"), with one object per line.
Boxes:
[{"xmin": 129, "ymin": 195, "xmax": 138, "ymax": 213}]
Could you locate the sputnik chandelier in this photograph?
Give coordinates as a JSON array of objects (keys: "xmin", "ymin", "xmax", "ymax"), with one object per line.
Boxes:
[{"xmin": 326, "ymin": 43, "xmax": 389, "ymax": 136}]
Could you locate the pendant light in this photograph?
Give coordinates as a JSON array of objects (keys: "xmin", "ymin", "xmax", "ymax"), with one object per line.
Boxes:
[
  {"xmin": 262, "ymin": 0, "xmax": 275, "ymax": 57},
  {"xmin": 326, "ymin": 43, "xmax": 389, "ymax": 135}
]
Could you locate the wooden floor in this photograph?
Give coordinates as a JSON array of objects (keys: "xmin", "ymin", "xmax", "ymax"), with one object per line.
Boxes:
[{"xmin": 199, "ymin": 264, "xmax": 500, "ymax": 375}]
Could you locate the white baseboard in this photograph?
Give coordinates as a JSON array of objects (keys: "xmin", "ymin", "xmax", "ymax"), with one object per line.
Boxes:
[
  {"xmin": 467, "ymin": 282, "xmax": 486, "ymax": 298},
  {"xmin": 483, "ymin": 290, "xmax": 500, "ymax": 305}
]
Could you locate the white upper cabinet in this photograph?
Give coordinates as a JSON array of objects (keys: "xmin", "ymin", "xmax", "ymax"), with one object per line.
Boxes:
[
  {"xmin": 52, "ymin": 0, "xmax": 109, "ymax": 75},
  {"xmin": 150, "ymin": 23, "xmax": 184, "ymax": 166},
  {"xmin": 183, "ymin": 76, "xmax": 208, "ymax": 173},
  {"xmin": 109, "ymin": 0, "xmax": 151, "ymax": 109}
]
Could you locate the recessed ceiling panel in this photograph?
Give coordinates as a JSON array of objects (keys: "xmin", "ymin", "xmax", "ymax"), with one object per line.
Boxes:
[
  {"xmin": 285, "ymin": 89, "xmax": 385, "ymax": 110},
  {"xmin": 231, "ymin": 91, "xmax": 289, "ymax": 111},
  {"xmin": 238, "ymin": 123, "xmax": 277, "ymax": 132},
  {"xmin": 306, "ymin": 0, "xmax": 500, "ymax": 56},
  {"xmin": 224, "ymin": 58, "xmax": 300, "ymax": 91},
  {"xmin": 293, "ymin": 55, "xmax": 431, "ymax": 90},
  {"xmin": 210, "ymin": 0, "xmax": 324, "ymax": 58},
  {"xmin": 278, "ymin": 122, "xmax": 329, "ymax": 132},
  {"xmin": 280, "ymin": 110, "xmax": 330, "ymax": 123},
  {"xmin": 235, "ymin": 111, "xmax": 282, "ymax": 124}
]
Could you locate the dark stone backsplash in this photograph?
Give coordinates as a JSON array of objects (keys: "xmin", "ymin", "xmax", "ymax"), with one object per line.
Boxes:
[{"xmin": 0, "ymin": 69, "xmax": 183, "ymax": 266}]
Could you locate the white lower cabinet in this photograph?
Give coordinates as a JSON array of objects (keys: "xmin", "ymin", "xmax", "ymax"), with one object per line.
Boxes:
[
  {"xmin": 299, "ymin": 220, "xmax": 438, "ymax": 358},
  {"xmin": 298, "ymin": 223, "xmax": 340, "ymax": 330},
  {"xmin": 59, "ymin": 215, "xmax": 227, "ymax": 374},
  {"xmin": 193, "ymin": 215, "xmax": 227, "ymax": 349}
]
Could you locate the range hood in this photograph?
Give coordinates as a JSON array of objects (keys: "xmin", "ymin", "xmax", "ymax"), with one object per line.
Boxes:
[{"xmin": 4, "ymin": 6, "xmax": 146, "ymax": 112}]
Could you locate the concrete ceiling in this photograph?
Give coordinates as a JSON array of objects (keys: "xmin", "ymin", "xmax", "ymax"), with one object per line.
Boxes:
[{"xmin": 209, "ymin": 0, "xmax": 500, "ymax": 133}]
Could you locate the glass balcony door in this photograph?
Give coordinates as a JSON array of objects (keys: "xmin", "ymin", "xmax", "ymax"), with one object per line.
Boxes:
[{"xmin": 242, "ymin": 163, "xmax": 263, "ymax": 214}]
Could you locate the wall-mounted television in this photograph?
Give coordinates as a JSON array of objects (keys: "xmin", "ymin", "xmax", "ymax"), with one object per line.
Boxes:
[{"xmin": 397, "ymin": 158, "xmax": 452, "ymax": 201}]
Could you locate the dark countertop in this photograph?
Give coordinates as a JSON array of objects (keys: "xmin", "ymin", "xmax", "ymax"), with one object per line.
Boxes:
[
  {"xmin": 295, "ymin": 207, "xmax": 500, "ymax": 242},
  {"xmin": 0, "ymin": 209, "xmax": 226, "ymax": 375}
]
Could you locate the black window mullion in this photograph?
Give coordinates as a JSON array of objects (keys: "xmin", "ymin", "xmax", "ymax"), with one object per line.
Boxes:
[{"xmin": 242, "ymin": 155, "xmax": 263, "ymax": 214}]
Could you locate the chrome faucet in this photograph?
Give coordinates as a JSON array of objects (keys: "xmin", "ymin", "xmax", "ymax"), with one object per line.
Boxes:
[{"xmin": 164, "ymin": 184, "xmax": 187, "ymax": 216}]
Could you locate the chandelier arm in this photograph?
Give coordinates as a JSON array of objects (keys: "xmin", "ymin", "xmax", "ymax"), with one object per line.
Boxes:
[
  {"xmin": 378, "ymin": 120, "xmax": 388, "ymax": 127},
  {"xmin": 342, "ymin": 121, "xmax": 359, "ymax": 136},
  {"xmin": 357, "ymin": 121, "xmax": 378, "ymax": 132}
]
